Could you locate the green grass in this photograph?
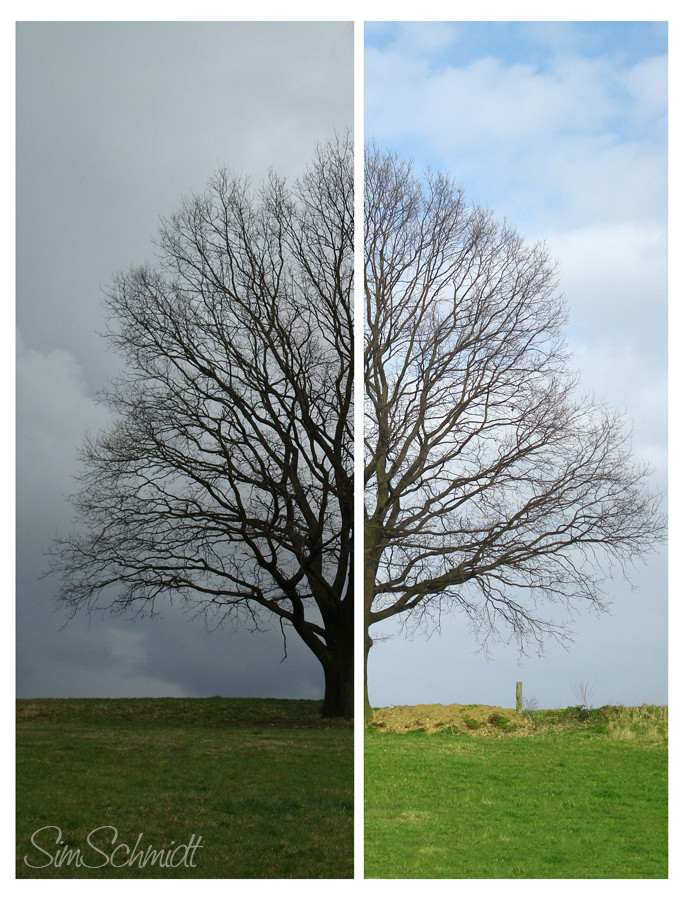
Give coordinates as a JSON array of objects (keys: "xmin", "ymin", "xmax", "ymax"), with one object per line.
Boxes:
[
  {"xmin": 365, "ymin": 706, "xmax": 667, "ymax": 879},
  {"xmin": 17, "ymin": 697, "xmax": 353, "ymax": 879}
]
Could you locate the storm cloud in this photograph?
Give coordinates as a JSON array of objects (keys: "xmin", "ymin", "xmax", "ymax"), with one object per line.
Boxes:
[{"xmin": 16, "ymin": 21, "xmax": 353, "ymax": 701}]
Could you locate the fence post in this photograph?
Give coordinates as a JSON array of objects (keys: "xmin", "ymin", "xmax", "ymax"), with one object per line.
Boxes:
[{"xmin": 516, "ymin": 681, "xmax": 522, "ymax": 714}]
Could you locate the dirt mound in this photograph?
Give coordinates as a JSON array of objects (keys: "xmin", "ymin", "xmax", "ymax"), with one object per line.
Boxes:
[{"xmin": 369, "ymin": 702, "xmax": 529, "ymax": 734}]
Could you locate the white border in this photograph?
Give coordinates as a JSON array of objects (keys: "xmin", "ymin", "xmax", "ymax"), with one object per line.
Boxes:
[
  {"xmin": 6, "ymin": 4, "xmax": 682, "ymax": 898},
  {"xmin": 353, "ymin": 15, "xmax": 365, "ymax": 885}
]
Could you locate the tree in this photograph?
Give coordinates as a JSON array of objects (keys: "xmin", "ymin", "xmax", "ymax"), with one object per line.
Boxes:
[
  {"xmin": 364, "ymin": 146, "xmax": 664, "ymax": 719},
  {"xmin": 50, "ymin": 135, "xmax": 354, "ymax": 718}
]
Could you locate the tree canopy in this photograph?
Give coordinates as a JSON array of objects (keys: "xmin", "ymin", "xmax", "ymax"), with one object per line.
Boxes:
[
  {"xmin": 51, "ymin": 135, "xmax": 354, "ymax": 718},
  {"xmin": 364, "ymin": 146, "xmax": 664, "ymax": 714}
]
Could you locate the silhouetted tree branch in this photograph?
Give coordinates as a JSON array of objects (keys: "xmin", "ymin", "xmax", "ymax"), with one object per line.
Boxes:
[
  {"xmin": 364, "ymin": 146, "xmax": 665, "ymax": 719},
  {"xmin": 50, "ymin": 134, "xmax": 354, "ymax": 718}
]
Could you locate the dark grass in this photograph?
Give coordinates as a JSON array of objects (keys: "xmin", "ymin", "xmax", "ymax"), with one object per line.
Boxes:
[
  {"xmin": 16, "ymin": 697, "xmax": 353, "ymax": 879},
  {"xmin": 365, "ymin": 715, "xmax": 667, "ymax": 879}
]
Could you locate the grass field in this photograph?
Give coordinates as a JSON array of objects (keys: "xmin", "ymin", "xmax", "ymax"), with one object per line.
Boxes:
[
  {"xmin": 16, "ymin": 697, "xmax": 353, "ymax": 879},
  {"xmin": 365, "ymin": 704, "xmax": 667, "ymax": 879}
]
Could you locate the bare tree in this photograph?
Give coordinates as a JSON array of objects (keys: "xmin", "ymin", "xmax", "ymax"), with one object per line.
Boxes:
[
  {"xmin": 364, "ymin": 146, "xmax": 664, "ymax": 719},
  {"xmin": 571, "ymin": 681, "xmax": 596, "ymax": 710},
  {"xmin": 50, "ymin": 135, "xmax": 354, "ymax": 718}
]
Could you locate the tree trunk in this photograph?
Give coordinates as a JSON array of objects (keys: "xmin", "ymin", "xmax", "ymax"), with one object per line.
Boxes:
[
  {"xmin": 364, "ymin": 557, "xmax": 376, "ymax": 724},
  {"xmin": 321, "ymin": 647, "xmax": 354, "ymax": 719},
  {"xmin": 317, "ymin": 583, "xmax": 354, "ymax": 719},
  {"xmin": 364, "ymin": 626, "xmax": 373, "ymax": 723}
]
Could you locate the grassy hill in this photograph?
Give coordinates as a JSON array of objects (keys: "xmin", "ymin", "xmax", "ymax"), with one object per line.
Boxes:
[
  {"xmin": 368, "ymin": 701, "xmax": 668, "ymax": 742},
  {"xmin": 17, "ymin": 697, "xmax": 353, "ymax": 879},
  {"xmin": 366, "ymin": 704, "xmax": 667, "ymax": 878}
]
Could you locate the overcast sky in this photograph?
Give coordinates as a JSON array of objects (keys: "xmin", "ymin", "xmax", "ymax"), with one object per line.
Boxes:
[
  {"xmin": 16, "ymin": 21, "xmax": 353, "ymax": 700},
  {"xmin": 365, "ymin": 21, "xmax": 668, "ymax": 710}
]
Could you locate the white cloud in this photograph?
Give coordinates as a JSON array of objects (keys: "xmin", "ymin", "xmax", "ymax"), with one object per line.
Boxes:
[
  {"xmin": 621, "ymin": 54, "xmax": 668, "ymax": 120},
  {"xmin": 367, "ymin": 51, "xmax": 616, "ymax": 146},
  {"xmin": 568, "ymin": 335, "xmax": 667, "ymax": 489},
  {"xmin": 550, "ymin": 221, "xmax": 667, "ymax": 354},
  {"xmin": 367, "ymin": 36, "xmax": 667, "ymax": 475},
  {"xmin": 366, "ymin": 43, "xmax": 667, "ymax": 233},
  {"xmin": 384, "ymin": 21, "xmax": 461, "ymax": 58}
]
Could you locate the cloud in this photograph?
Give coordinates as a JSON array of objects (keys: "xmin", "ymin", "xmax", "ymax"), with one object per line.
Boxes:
[
  {"xmin": 17, "ymin": 22, "xmax": 354, "ymax": 394},
  {"xmin": 364, "ymin": 23, "xmax": 668, "ymax": 710},
  {"xmin": 365, "ymin": 41, "xmax": 666, "ymax": 230},
  {"xmin": 619, "ymin": 53, "xmax": 668, "ymax": 122},
  {"xmin": 367, "ymin": 21, "xmax": 461, "ymax": 58},
  {"xmin": 16, "ymin": 23, "xmax": 352, "ymax": 700},
  {"xmin": 365, "ymin": 28, "xmax": 667, "ymax": 424},
  {"xmin": 16, "ymin": 334, "xmax": 111, "ymax": 535},
  {"xmin": 551, "ymin": 221, "xmax": 666, "ymax": 334},
  {"xmin": 366, "ymin": 50, "xmax": 613, "ymax": 145}
]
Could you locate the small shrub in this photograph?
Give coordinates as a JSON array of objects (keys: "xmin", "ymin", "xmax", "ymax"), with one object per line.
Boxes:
[
  {"xmin": 571, "ymin": 680, "xmax": 596, "ymax": 710},
  {"xmin": 487, "ymin": 713, "xmax": 514, "ymax": 731}
]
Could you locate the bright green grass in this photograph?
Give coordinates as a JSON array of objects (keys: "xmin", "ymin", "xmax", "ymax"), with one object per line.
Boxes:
[
  {"xmin": 17, "ymin": 697, "xmax": 352, "ymax": 879},
  {"xmin": 365, "ymin": 728, "xmax": 667, "ymax": 878}
]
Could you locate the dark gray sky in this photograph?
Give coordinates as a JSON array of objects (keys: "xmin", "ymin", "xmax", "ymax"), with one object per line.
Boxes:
[{"xmin": 16, "ymin": 21, "xmax": 353, "ymax": 700}]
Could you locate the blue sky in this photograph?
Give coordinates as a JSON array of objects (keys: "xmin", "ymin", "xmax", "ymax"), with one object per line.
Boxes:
[
  {"xmin": 366, "ymin": 22, "xmax": 667, "ymax": 231},
  {"xmin": 365, "ymin": 21, "xmax": 668, "ymax": 710},
  {"xmin": 366, "ymin": 21, "xmax": 666, "ymax": 70}
]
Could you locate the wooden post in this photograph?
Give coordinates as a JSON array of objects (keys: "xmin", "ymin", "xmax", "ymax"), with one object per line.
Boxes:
[{"xmin": 516, "ymin": 681, "xmax": 522, "ymax": 714}]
